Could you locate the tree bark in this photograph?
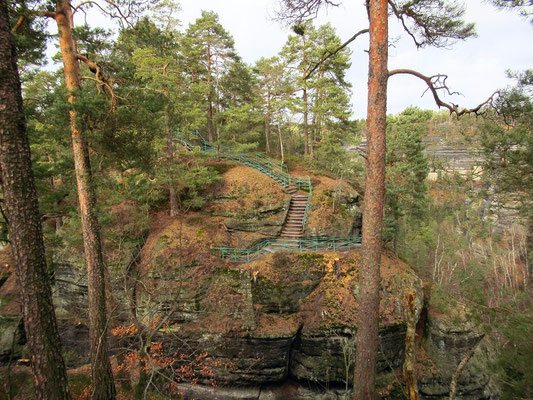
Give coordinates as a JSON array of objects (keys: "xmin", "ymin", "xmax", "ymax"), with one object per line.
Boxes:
[
  {"xmin": 265, "ymin": 88, "xmax": 272, "ymax": 153},
  {"xmin": 302, "ymin": 34, "xmax": 309, "ymax": 157},
  {"xmin": 0, "ymin": 1, "xmax": 71, "ymax": 398},
  {"xmin": 403, "ymin": 291, "xmax": 419, "ymax": 400},
  {"xmin": 277, "ymin": 116, "xmax": 285, "ymax": 164},
  {"xmin": 54, "ymin": 1, "xmax": 116, "ymax": 399},
  {"xmin": 303, "ymin": 86, "xmax": 309, "ymax": 156},
  {"xmin": 207, "ymin": 41, "xmax": 214, "ymax": 142},
  {"xmin": 164, "ymin": 107, "xmax": 178, "ymax": 217},
  {"xmin": 449, "ymin": 335, "xmax": 484, "ymax": 400},
  {"xmin": 353, "ymin": 0, "xmax": 388, "ymax": 399}
]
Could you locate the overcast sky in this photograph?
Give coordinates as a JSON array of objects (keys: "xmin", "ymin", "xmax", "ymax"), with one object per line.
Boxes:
[{"xmin": 176, "ymin": 0, "xmax": 532, "ymax": 119}]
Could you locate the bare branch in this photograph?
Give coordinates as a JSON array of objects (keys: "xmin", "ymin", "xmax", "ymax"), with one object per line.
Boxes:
[
  {"xmin": 388, "ymin": 68, "xmax": 498, "ymax": 116},
  {"xmin": 11, "ymin": 15, "xmax": 25, "ymax": 33},
  {"xmin": 100, "ymin": 0, "xmax": 135, "ymax": 28},
  {"xmin": 72, "ymin": 0, "xmax": 139, "ymax": 28},
  {"xmin": 304, "ymin": 28, "xmax": 369, "ymax": 80},
  {"xmin": 76, "ymin": 54, "xmax": 124, "ymax": 109},
  {"xmin": 274, "ymin": 0, "xmax": 340, "ymax": 25}
]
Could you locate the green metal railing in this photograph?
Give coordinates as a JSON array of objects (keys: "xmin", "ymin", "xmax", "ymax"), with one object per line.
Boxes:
[
  {"xmin": 174, "ymin": 130, "xmax": 298, "ymax": 189},
  {"xmin": 212, "ymin": 235, "xmax": 362, "ymax": 263},
  {"xmin": 302, "ymin": 176, "xmax": 312, "ymax": 231},
  {"xmin": 190, "ymin": 131, "xmax": 214, "ymax": 152},
  {"xmin": 174, "ymin": 129, "xmax": 324, "ymax": 260}
]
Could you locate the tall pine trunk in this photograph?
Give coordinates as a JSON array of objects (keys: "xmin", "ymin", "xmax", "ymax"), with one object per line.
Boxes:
[
  {"xmin": 0, "ymin": 2, "xmax": 71, "ymax": 398},
  {"xmin": 207, "ymin": 42, "xmax": 214, "ymax": 142},
  {"xmin": 353, "ymin": 0, "xmax": 388, "ymax": 398},
  {"xmin": 265, "ymin": 89, "xmax": 272, "ymax": 153},
  {"xmin": 302, "ymin": 34, "xmax": 309, "ymax": 157},
  {"xmin": 164, "ymin": 106, "xmax": 178, "ymax": 217},
  {"xmin": 303, "ymin": 86, "xmax": 309, "ymax": 156},
  {"xmin": 55, "ymin": 1, "xmax": 116, "ymax": 399}
]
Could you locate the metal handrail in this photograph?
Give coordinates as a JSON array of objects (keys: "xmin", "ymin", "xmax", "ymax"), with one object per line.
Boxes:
[
  {"xmin": 212, "ymin": 235, "xmax": 362, "ymax": 263},
  {"xmin": 302, "ymin": 176, "xmax": 312, "ymax": 231},
  {"xmin": 174, "ymin": 128, "xmax": 320, "ymax": 260}
]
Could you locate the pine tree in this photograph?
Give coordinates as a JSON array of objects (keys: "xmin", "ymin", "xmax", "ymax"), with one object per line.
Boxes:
[
  {"xmin": 130, "ymin": 16, "xmax": 183, "ymax": 216},
  {"xmin": 281, "ymin": 21, "xmax": 315, "ymax": 156},
  {"xmin": 276, "ymin": 1, "xmax": 480, "ymax": 398},
  {"xmin": 254, "ymin": 56, "xmax": 292, "ymax": 155},
  {"xmin": 281, "ymin": 21, "xmax": 352, "ymax": 157},
  {"xmin": 384, "ymin": 107, "xmax": 430, "ymax": 254},
  {"xmin": 183, "ymin": 11, "xmax": 238, "ymax": 143},
  {"xmin": 0, "ymin": 0, "xmax": 71, "ymax": 397}
]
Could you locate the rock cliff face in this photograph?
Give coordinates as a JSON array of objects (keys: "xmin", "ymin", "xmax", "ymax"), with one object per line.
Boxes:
[
  {"xmin": 418, "ymin": 317, "xmax": 496, "ymax": 400},
  {"xmin": 0, "ymin": 232, "xmax": 498, "ymax": 400},
  {"xmin": 0, "ymin": 164, "xmax": 500, "ymax": 399}
]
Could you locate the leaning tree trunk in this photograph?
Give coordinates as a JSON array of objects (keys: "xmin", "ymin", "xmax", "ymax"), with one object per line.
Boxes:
[
  {"xmin": 54, "ymin": 1, "xmax": 116, "ymax": 399},
  {"xmin": 353, "ymin": 0, "xmax": 388, "ymax": 399},
  {"xmin": 0, "ymin": 1, "xmax": 71, "ymax": 398}
]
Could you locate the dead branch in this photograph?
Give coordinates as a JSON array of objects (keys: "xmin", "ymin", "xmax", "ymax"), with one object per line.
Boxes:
[
  {"xmin": 304, "ymin": 28, "xmax": 369, "ymax": 80},
  {"xmin": 274, "ymin": 0, "xmax": 340, "ymax": 25},
  {"xmin": 388, "ymin": 69, "xmax": 498, "ymax": 116},
  {"xmin": 76, "ymin": 54, "xmax": 124, "ymax": 110},
  {"xmin": 72, "ymin": 0, "xmax": 143, "ymax": 28}
]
